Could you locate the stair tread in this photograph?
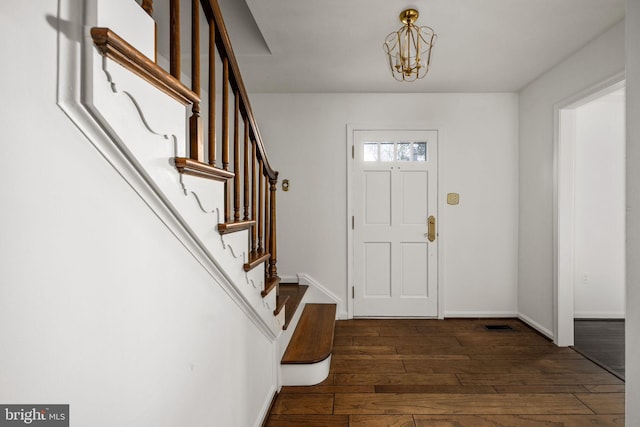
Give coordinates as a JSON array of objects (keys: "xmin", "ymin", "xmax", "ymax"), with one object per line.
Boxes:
[
  {"xmin": 280, "ymin": 284, "xmax": 309, "ymax": 330},
  {"xmin": 282, "ymin": 303, "xmax": 336, "ymax": 364}
]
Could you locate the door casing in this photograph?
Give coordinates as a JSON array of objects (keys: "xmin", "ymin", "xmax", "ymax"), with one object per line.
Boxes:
[{"xmin": 553, "ymin": 74, "xmax": 625, "ymax": 346}]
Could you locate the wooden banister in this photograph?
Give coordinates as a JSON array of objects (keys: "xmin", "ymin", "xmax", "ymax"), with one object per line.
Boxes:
[
  {"xmin": 92, "ymin": 1, "xmax": 282, "ymax": 292},
  {"xmin": 133, "ymin": 0, "xmax": 280, "ymax": 296},
  {"xmin": 222, "ymin": 58, "xmax": 230, "ymax": 171},
  {"xmin": 208, "ymin": 21, "xmax": 216, "ymax": 167},
  {"xmin": 243, "ymin": 118, "xmax": 250, "ymax": 221},
  {"xmin": 169, "ymin": 0, "xmax": 180, "ymax": 78},
  {"xmin": 233, "ymin": 91, "xmax": 241, "ymax": 222},
  {"xmin": 257, "ymin": 158, "xmax": 264, "ymax": 253},
  {"xmin": 189, "ymin": 0, "xmax": 203, "ymax": 162},
  {"xmin": 264, "ymin": 174, "xmax": 271, "ymax": 269},
  {"xmin": 251, "ymin": 142, "xmax": 258, "ymax": 254},
  {"xmin": 198, "ymin": 0, "xmax": 278, "ymax": 182},
  {"xmin": 268, "ymin": 178, "xmax": 279, "ymax": 279}
]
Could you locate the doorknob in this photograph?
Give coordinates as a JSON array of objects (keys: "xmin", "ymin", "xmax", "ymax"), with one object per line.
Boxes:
[{"xmin": 427, "ymin": 216, "xmax": 436, "ymax": 242}]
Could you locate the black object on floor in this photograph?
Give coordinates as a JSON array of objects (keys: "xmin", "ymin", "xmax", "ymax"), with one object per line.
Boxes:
[{"xmin": 484, "ymin": 324, "xmax": 513, "ymax": 331}]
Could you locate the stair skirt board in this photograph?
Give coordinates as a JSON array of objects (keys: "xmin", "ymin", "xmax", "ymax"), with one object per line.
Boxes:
[{"xmin": 280, "ymin": 355, "xmax": 332, "ymax": 386}]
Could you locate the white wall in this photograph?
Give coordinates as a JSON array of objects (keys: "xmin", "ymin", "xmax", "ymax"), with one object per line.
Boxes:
[
  {"xmin": 250, "ymin": 93, "xmax": 519, "ymax": 318},
  {"xmin": 518, "ymin": 21, "xmax": 625, "ymax": 335},
  {"xmin": 626, "ymin": 0, "xmax": 640, "ymax": 424},
  {"xmin": 0, "ymin": 3, "xmax": 274, "ymax": 426},
  {"xmin": 574, "ymin": 92, "xmax": 626, "ymax": 318}
]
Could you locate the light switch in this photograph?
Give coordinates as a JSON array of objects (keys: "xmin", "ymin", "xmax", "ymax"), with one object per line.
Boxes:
[{"xmin": 447, "ymin": 193, "xmax": 459, "ymax": 205}]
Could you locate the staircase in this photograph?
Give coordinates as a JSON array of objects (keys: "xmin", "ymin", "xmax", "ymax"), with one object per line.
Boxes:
[{"xmin": 84, "ymin": 0, "xmax": 337, "ymax": 392}]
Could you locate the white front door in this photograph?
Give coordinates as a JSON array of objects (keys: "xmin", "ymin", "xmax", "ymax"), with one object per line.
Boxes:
[{"xmin": 352, "ymin": 130, "xmax": 438, "ymax": 317}]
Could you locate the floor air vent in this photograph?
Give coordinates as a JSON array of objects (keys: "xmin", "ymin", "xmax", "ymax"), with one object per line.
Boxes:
[{"xmin": 484, "ymin": 324, "xmax": 513, "ymax": 331}]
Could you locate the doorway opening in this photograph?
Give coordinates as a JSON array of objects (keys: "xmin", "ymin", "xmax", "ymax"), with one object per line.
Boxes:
[{"xmin": 554, "ymin": 76, "xmax": 626, "ymax": 368}]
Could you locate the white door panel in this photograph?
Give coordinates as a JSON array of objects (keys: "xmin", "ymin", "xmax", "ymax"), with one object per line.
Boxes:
[
  {"xmin": 353, "ymin": 130, "xmax": 438, "ymax": 317},
  {"xmin": 364, "ymin": 171, "xmax": 391, "ymax": 225},
  {"xmin": 401, "ymin": 171, "xmax": 429, "ymax": 224},
  {"xmin": 364, "ymin": 242, "xmax": 391, "ymax": 297},
  {"xmin": 400, "ymin": 243, "xmax": 429, "ymax": 297}
]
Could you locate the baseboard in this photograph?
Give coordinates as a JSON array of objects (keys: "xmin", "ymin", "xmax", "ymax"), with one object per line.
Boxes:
[
  {"xmin": 574, "ymin": 312, "xmax": 626, "ymax": 319},
  {"xmin": 517, "ymin": 312, "xmax": 554, "ymax": 339},
  {"xmin": 444, "ymin": 311, "xmax": 518, "ymax": 318},
  {"xmin": 257, "ymin": 387, "xmax": 278, "ymax": 427},
  {"xmin": 279, "ymin": 273, "xmax": 347, "ymax": 319},
  {"xmin": 297, "ymin": 273, "xmax": 348, "ymax": 319},
  {"xmin": 279, "ymin": 274, "xmax": 299, "ymax": 284}
]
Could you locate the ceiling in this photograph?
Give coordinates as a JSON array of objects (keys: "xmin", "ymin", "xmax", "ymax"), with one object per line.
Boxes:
[{"xmin": 216, "ymin": 0, "xmax": 624, "ymax": 94}]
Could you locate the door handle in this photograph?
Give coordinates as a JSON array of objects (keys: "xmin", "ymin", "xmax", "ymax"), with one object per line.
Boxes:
[{"xmin": 427, "ymin": 216, "xmax": 436, "ymax": 242}]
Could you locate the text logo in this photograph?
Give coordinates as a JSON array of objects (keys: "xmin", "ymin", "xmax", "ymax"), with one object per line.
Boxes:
[{"xmin": 0, "ymin": 405, "xmax": 69, "ymax": 426}]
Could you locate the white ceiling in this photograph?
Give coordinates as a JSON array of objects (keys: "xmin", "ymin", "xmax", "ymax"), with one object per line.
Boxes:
[{"xmin": 217, "ymin": 0, "xmax": 625, "ymax": 93}]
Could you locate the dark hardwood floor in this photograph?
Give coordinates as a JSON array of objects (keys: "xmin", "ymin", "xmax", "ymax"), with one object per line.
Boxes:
[
  {"xmin": 266, "ymin": 318, "xmax": 625, "ymax": 427},
  {"xmin": 574, "ymin": 319, "xmax": 625, "ymax": 380}
]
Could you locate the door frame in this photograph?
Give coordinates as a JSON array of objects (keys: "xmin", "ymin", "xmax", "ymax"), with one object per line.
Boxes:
[
  {"xmin": 553, "ymin": 73, "xmax": 625, "ymax": 346},
  {"xmin": 346, "ymin": 124, "xmax": 445, "ymax": 319}
]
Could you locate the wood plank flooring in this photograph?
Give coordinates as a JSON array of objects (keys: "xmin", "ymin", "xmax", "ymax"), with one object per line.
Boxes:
[{"xmin": 265, "ymin": 318, "xmax": 625, "ymax": 426}]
